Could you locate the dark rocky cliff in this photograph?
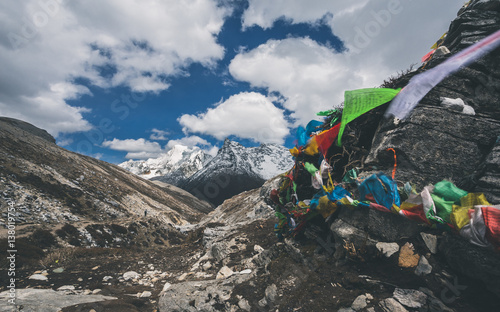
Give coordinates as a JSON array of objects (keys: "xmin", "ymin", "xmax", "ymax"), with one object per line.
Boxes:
[{"xmin": 345, "ymin": 0, "xmax": 500, "ymax": 203}]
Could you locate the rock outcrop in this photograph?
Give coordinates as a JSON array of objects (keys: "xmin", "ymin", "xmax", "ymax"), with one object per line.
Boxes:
[{"xmin": 361, "ymin": 0, "xmax": 500, "ymax": 203}]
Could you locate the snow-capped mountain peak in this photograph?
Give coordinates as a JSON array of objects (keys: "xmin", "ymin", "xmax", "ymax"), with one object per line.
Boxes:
[
  {"xmin": 119, "ymin": 145, "xmax": 212, "ymax": 180},
  {"xmin": 177, "ymin": 139, "xmax": 294, "ymax": 206}
]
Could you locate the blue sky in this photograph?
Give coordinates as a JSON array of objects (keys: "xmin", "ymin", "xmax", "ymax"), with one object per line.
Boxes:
[{"xmin": 0, "ymin": 0, "xmax": 464, "ymax": 163}]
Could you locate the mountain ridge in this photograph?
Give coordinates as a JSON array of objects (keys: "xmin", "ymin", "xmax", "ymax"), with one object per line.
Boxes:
[
  {"xmin": 173, "ymin": 138, "xmax": 294, "ymax": 206},
  {"xmin": 0, "ymin": 117, "xmax": 212, "ymax": 230},
  {"xmin": 119, "ymin": 144, "xmax": 212, "ymax": 180}
]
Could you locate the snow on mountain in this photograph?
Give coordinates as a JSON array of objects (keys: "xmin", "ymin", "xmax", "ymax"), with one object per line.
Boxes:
[
  {"xmin": 185, "ymin": 139, "xmax": 294, "ymax": 183},
  {"xmin": 119, "ymin": 145, "xmax": 212, "ymax": 180},
  {"xmin": 178, "ymin": 139, "xmax": 294, "ymax": 206}
]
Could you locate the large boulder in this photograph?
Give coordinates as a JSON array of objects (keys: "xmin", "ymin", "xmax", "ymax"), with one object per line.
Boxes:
[{"xmin": 362, "ymin": 0, "xmax": 500, "ymax": 203}]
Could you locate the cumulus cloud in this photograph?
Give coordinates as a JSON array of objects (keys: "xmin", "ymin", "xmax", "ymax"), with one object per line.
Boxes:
[
  {"xmin": 166, "ymin": 135, "xmax": 211, "ymax": 149},
  {"xmin": 102, "ymin": 138, "xmax": 162, "ymax": 157},
  {"xmin": 102, "ymin": 136, "xmax": 218, "ymax": 159},
  {"xmin": 241, "ymin": 0, "xmax": 347, "ymax": 29},
  {"xmin": 229, "ymin": 38, "xmax": 374, "ymax": 126},
  {"xmin": 150, "ymin": 129, "xmax": 170, "ymax": 141},
  {"xmin": 178, "ymin": 92, "xmax": 290, "ymax": 144},
  {"xmin": 235, "ymin": 0, "xmax": 463, "ymax": 125},
  {"xmin": 0, "ymin": 0, "xmax": 229, "ymax": 136},
  {"xmin": 166, "ymin": 135, "xmax": 219, "ymax": 157}
]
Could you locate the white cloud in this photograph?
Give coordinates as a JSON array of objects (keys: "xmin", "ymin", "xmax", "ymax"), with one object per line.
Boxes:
[
  {"xmin": 123, "ymin": 151, "xmax": 163, "ymax": 160},
  {"xmin": 166, "ymin": 135, "xmax": 211, "ymax": 149},
  {"xmin": 236, "ymin": 0, "xmax": 463, "ymax": 125},
  {"xmin": 229, "ymin": 38, "xmax": 373, "ymax": 126},
  {"xmin": 56, "ymin": 137, "xmax": 74, "ymax": 147},
  {"xmin": 241, "ymin": 0, "xmax": 350, "ymax": 29},
  {"xmin": 102, "ymin": 138, "xmax": 162, "ymax": 153},
  {"xmin": 166, "ymin": 135, "xmax": 219, "ymax": 157},
  {"xmin": 102, "ymin": 136, "xmax": 218, "ymax": 160},
  {"xmin": 0, "ymin": 0, "xmax": 229, "ymax": 136},
  {"xmin": 204, "ymin": 145, "xmax": 220, "ymax": 157},
  {"xmin": 178, "ymin": 92, "xmax": 290, "ymax": 144},
  {"xmin": 150, "ymin": 128, "xmax": 170, "ymax": 141}
]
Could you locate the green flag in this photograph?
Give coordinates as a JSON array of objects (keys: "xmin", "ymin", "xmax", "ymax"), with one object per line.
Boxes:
[
  {"xmin": 316, "ymin": 109, "xmax": 337, "ymax": 116},
  {"xmin": 337, "ymin": 88, "xmax": 401, "ymax": 146}
]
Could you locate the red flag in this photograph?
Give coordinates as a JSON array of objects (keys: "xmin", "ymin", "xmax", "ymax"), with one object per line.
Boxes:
[
  {"xmin": 482, "ymin": 206, "xmax": 500, "ymax": 249},
  {"xmin": 316, "ymin": 123, "xmax": 341, "ymax": 157},
  {"xmin": 421, "ymin": 49, "xmax": 435, "ymax": 63}
]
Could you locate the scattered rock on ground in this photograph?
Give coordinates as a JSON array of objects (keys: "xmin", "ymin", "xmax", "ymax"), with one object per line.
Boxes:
[
  {"xmin": 398, "ymin": 243, "xmax": 420, "ymax": 268},
  {"xmin": 420, "ymin": 232, "xmax": 438, "ymax": 254},
  {"xmin": 376, "ymin": 242, "xmax": 400, "ymax": 258},
  {"xmin": 393, "ymin": 288, "xmax": 427, "ymax": 308},
  {"xmin": 379, "ymin": 297, "xmax": 409, "ymax": 312},
  {"xmin": 415, "ymin": 256, "xmax": 433, "ymax": 276}
]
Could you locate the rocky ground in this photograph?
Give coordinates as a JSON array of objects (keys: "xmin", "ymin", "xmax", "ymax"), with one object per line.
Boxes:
[
  {"xmin": 2, "ymin": 1, "xmax": 500, "ymax": 311},
  {"xmin": 2, "ymin": 178, "xmax": 499, "ymax": 311}
]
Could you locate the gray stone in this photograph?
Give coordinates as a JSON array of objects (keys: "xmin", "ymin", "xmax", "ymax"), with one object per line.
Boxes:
[
  {"xmin": 28, "ymin": 274, "xmax": 48, "ymax": 281},
  {"xmin": 258, "ymin": 297, "xmax": 268, "ymax": 308},
  {"xmin": 376, "ymin": 242, "xmax": 400, "ymax": 258},
  {"xmin": 122, "ymin": 271, "xmax": 140, "ymax": 281},
  {"xmin": 254, "ymin": 244, "xmax": 264, "ymax": 253},
  {"xmin": 330, "ymin": 218, "xmax": 377, "ymax": 261},
  {"xmin": 338, "ymin": 308, "xmax": 355, "ymax": 312},
  {"xmin": 52, "ymin": 267, "xmax": 64, "ymax": 273},
  {"xmin": 379, "ymin": 298, "xmax": 409, "ymax": 312},
  {"xmin": 336, "ymin": 204, "xmax": 422, "ymax": 243},
  {"xmin": 211, "ymin": 242, "xmax": 229, "ymax": 262},
  {"xmin": 159, "ymin": 275, "xmax": 252, "ymax": 312},
  {"xmin": 393, "ymin": 288, "xmax": 427, "ymax": 308},
  {"xmin": 238, "ymin": 298, "xmax": 251, "ymax": 311},
  {"xmin": 0, "ymin": 289, "xmax": 116, "ymax": 311},
  {"xmin": 265, "ymin": 284, "xmax": 278, "ymax": 303},
  {"xmin": 57, "ymin": 285, "xmax": 75, "ymax": 291},
  {"xmin": 428, "ymin": 297, "xmax": 454, "ymax": 312},
  {"xmin": 415, "ymin": 256, "xmax": 433, "ymax": 276},
  {"xmin": 139, "ymin": 291, "xmax": 152, "ymax": 298},
  {"xmin": 434, "ymin": 46, "xmax": 451, "ymax": 57},
  {"xmin": 162, "ymin": 282, "xmax": 172, "ymax": 293},
  {"xmin": 439, "ymin": 234, "xmax": 500, "ymax": 296},
  {"xmin": 216, "ymin": 266, "xmax": 233, "ymax": 279},
  {"xmin": 351, "ymin": 294, "xmax": 371, "ymax": 310},
  {"xmin": 420, "ymin": 233, "xmax": 438, "ymax": 254},
  {"xmin": 202, "ymin": 261, "xmax": 212, "ymax": 271}
]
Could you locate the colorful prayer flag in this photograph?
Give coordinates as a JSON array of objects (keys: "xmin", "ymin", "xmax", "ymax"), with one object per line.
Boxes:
[{"xmin": 338, "ymin": 88, "xmax": 401, "ymax": 145}]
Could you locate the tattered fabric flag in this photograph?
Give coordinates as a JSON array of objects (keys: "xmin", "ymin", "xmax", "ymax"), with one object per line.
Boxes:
[
  {"xmin": 303, "ymin": 162, "xmax": 318, "ymax": 176},
  {"xmin": 385, "ymin": 29, "xmax": 500, "ymax": 120},
  {"xmin": 317, "ymin": 109, "xmax": 341, "ymax": 126},
  {"xmin": 316, "ymin": 109, "xmax": 337, "ymax": 116},
  {"xmin": 421, "ymin": 49, "xmax": 436, "ymax": 63},
  {"xmin": 316, "ymin": 123, "xmax": 341, "ymax": 157},
  {"xmin": 303, "ymin": 135, "xmax": 319, "ymax": 156},
  {"xmin": 337, "ymin": 88, "xmax": 401, "ymax": 146},
  {"xmin": 430, "ymin": 32, "xmax": 447, "ymax": 50},
  {"xmin": 296, "ymin": 120, "xmax": 323, "ymax": 147}
]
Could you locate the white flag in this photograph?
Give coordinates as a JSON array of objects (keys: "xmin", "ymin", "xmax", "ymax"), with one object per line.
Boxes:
[{"xmin": 385, "ymin": 29, "xmax": 500, "ymax": 120}]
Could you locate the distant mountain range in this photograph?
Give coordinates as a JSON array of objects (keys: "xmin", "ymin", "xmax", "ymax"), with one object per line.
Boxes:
[
  {"xmin": 120, "ymin": 139, "xmax": 294, "ymax": 206},
  {"xmin": 119, "ymin": 145, "xmax": 212, "ymax": 181}
]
